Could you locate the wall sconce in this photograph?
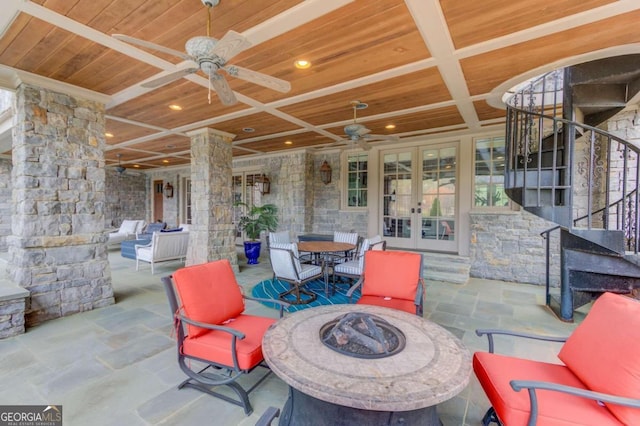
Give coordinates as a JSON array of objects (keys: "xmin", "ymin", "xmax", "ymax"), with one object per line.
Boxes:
[
  {"xmin": 319, "ymin": 160, "xmax": 332, "ymax": 185},
  {"xmin": 255, "ymin": 174, "xmax": 270, "ymax": 195},
  {"xmin": 164, "ymin": 182, "xmax": 174, "ymax": 198}
]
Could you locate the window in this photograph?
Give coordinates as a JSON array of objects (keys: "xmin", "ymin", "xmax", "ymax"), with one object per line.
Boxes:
[
  {"xmin": 474, "ymin": 136, "xmax": 508, "ymax": 207},
  {"xmin": 344, "ymin": 153, "xmax": 368, "ymax": 208},
  {"xmin": 184, "ymin": 178, "xmax": 192, "ymax": 224}
]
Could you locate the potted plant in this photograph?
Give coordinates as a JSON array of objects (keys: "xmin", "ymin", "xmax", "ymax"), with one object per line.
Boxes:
[{"xmin": 236, "ymin": 202, "xmax": 279, "ymax": 264}]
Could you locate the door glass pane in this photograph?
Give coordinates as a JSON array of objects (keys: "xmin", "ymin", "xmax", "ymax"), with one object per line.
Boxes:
[
  {"xmin": 421, "ymin": 147, "xmax": 456, "ymax": 241},
  {"xmin": 382, "ymin": 152, "xmax": 412, "ymax": 239}
]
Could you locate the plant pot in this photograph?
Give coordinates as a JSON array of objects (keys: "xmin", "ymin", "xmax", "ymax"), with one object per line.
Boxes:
[{"xmin": 244, "ymin": 241, "xmax": 262, "ymax": 265}]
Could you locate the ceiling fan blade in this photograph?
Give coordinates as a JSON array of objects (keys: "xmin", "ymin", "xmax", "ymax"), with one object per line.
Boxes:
[
  {"xmin": 112, "ymin": 34, "xmax": 192, "ymax": 60},
  {"xmin": 356, "ymin": 139, "xmax": 372, "ymax": 151},
  {"xmin": 210, "ymin": 74, "xmax": 238, "ymax": 105},
  {"xmin": 356, "ymin": 126, "xmax": 372, "ymax": 136},
  {"xmin": 141, "ymin": 65, "xmax": 199, "ymax": 88},
  {"xmin": 210, "ymin": 30, "xmax": 252, "ymax": 61},
  {"xmin": 223, "ymin": 65, "xmax": 291, "ymax": 93}
]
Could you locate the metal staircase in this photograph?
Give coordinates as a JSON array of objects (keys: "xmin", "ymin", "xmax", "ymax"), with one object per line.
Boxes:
[{"xmin": 504, "ymin": 56, "xmax": 640, "ymax": 321}]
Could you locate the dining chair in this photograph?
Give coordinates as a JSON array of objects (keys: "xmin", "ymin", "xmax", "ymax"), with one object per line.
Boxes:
[
  {"xmin": 332, "ymin": 230, "xmax": 359, "ymax": 263},
  {"xmin": 267, "ymin": 231, "xmax": 293, "ymax": 278},
  {"xmin": 161, "ymin": 259, "xmax": 288, "ymax": 415},
  {"xmin": 267, "ymin": 230, "xmax": 291, "ymax": 246},
  {"xmin": 269, "ymin": 242, "xmax": 323, "ymax": 303},
  {"xmin": 347, "ymin": 250, "xmax": 424, "ymax": 316},
  {"xmin": 332, "ymin": 235, "xmax": 386, "ymax": 294}
]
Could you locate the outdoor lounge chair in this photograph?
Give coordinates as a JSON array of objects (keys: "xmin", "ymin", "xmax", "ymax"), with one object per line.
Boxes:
[
  {"xmin": 347, "ymin": 250, "xmax": 424, "ymax": 316},
  {"xmin": 107, "ymin": 219, "xmax": 145, "ymax": 246},
  {"xmin": 269, "ymin": 242, "xmax": 322, "ymax": 304},
  {"xmin": 161, "ymin": 259, "xmax": 287, "ymax": 415},
  {"xmin": 473, "ymin": 292, "xmax": 640, "ymax": 426}
]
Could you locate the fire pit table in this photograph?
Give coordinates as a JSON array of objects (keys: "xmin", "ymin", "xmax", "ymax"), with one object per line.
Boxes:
[{"xmin": 262, "ymin": 304, "xmax": 472, "ymax": 425}]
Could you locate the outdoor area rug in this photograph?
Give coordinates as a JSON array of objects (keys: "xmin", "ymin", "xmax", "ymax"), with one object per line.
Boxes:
[{"xmin": 251, "ymin": 278, "xmax": 361, "ymax": 312}]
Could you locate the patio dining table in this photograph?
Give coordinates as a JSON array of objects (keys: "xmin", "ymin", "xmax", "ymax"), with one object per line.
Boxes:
[{"xmin": 297, "ymin": 241, "xmax": 356, "ymax": 296}]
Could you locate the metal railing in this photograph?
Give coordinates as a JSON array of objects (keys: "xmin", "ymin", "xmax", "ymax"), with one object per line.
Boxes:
[{"xmin": 505, "ymin": 69, "xmax": 640, "ymax": 253}]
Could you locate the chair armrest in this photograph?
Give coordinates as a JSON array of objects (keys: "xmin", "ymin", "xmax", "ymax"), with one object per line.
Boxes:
[
  {"xmin": 346, "ymin": 277, "xmax": 364, "ymax": 302},
  {"xmin": 244, "ymin": 295, "xmax": 290, "ymax": 318},
  {"xmin": 475, "ymin": 329, "xmax": 567, "ymax": 353},
  {"xmin": 414, "ymin": 279, "xmax": 424, "ymax": 306},
  {"xmin": 176, "ymin": 313, "xmax": 248, "ymax": 372},
  {"xmin": 177, "ymin": 314, "xmax": 245, "ymax": 339},
  {"xmin": 134, "ymin": 241, "xmax": 152, "ymax": 250},
  {"xmin": 255, "ymin": 407, "xmax": 280, "ymax": 426},
  {"xmin": 510, "ymin": 380, "xmax": 640, "ymax": 426}
]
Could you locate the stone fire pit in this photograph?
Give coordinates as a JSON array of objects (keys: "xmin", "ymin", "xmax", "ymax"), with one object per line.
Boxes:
[{"xmin": 262, "ymin": 304, "xmax": 472, "ymax": 425}]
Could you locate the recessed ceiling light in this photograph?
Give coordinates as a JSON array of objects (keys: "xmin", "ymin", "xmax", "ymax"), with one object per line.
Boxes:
[
  {"xmin": 385, "ymin": 124, "xmax": 396, "ymax": 130},
  {"xmin": 168, "ymin": 104, "xmax": 182, "ymax": 111},
  {"xmin": 242, "ymin": 127, "xmax": 255, "ymax": 133},
  {"xmin": 162, "ymin": 159, "xmax": 170, "ymax": 164},
  {"xmin": 284, "ymin": 140, "xmax": 293, "ymax": 145},
  {"xmin": 133, "ymin": 164, "xmax": 140, "ymax": 168},
  {"xmin": 294, "ymin": 59, "xmax": 311, "ymax": 69},
  {"xmin": 105, "ymin": 132, "xmax": 114, "ymax": 138}
]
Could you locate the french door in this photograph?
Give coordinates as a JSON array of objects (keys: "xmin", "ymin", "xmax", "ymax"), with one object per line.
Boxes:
[
  {"xmin": 232, "ymin": 171, "xmax": 263, "ymax": 244},
  {"xmin": 381, "ymin": 143, "xmax": 458, "ymax": 252}
]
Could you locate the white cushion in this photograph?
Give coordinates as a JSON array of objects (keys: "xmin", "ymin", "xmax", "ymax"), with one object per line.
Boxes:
[
  {"xmin": 269, "ymin": 231, "xmax": 291, "ymax": 244},
  {"xmin": 334, "ymin": 231, "xmax": 358, "ymax": 245},
  {"xmin": 334, "ymin": 260, "xmax": 362, "ymax": 276},
  {"xmin": 119, "ymin": 220, "xmax": 138, "ymax": 235}
]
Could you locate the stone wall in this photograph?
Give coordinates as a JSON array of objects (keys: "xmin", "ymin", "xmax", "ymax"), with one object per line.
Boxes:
[
  {"xmin": 105, "ymin": 169, "xmax": 148, "ymax": 229},
  {"xmin": 147, "ymin": 168, "xmax": 187, "ymax": 228},
  {"xmin": 8, "ymin": 84, "xmax": 114, "ymax": 326},
  {"xmin": 0, "ymin": 158, "xmax": 12, "ymax": 250},
  {"xmin": 469, "ymin": 209, "xmax": 560, "ymax": 286},
  {"xmin": 311, "ymin": 152, "xmax": 369, "ymax": 236},
  {"xmin": 233, "ymin": 151, "xmax": 313, "ymax": 239}
]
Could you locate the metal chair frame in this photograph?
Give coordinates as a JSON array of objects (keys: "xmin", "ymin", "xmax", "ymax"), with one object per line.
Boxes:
[{"xmin": 161, "ymin": 275, "xmax": 288, "ymax": 415}]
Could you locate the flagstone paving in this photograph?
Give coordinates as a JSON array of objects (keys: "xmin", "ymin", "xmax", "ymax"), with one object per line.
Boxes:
[{"xmin": 0, "ymin": 248, "xmax": 584, "ymax": 425}]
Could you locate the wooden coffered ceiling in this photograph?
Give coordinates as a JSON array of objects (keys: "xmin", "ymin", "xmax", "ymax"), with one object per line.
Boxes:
[{"xmin": 1, "ymin": 0, "xmax": 639, "ymax": 171}]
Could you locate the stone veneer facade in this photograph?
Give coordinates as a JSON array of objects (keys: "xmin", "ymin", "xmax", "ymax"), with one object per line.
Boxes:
[
  {"xmin": 8, "ymin": 84, "xmax": 114, "ymax": 326},
  {"xmin": 469, "ymin": 210, "xmax": 561, "ymax": 286},
  {"xmin": 185, "ymin": 128, "xmax": 237, "ymax": 269},
  {"xmin": 104, "ymin": 169, "xmax": 148, "ymax": 229}
]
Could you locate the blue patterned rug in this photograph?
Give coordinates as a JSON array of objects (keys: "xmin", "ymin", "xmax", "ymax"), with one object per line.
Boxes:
[{"xmin": 251, "ymin": 278, "xmax": 361, "ymax": 312}]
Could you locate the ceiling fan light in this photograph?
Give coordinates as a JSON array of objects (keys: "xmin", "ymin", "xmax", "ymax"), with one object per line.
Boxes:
[
  {"xmin": 185, "ymin": 36, "xmax": 217, "ymax": 58},
  {"xmin": 115, "ymin": 166, "xmax": 126, "ymax": 174}
]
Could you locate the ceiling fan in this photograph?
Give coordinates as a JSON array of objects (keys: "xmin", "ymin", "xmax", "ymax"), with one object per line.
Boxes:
[
  {"xmin": 112, "ymin": 0, "xmax": 291, "ymax": 106},
  {"xmin": 335, "ymin": 101, "xmax": 399, "ymax": 150}
]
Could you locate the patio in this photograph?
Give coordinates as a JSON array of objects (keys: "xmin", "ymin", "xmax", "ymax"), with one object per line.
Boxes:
[{"xmin": 0, "ymin": 248, "xmax": 584, "ymax": 425}]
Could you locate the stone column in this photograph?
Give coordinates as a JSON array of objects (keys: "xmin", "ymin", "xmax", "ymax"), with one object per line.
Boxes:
[
  {"xmin": 186, "ymin": 128, "xmax": 238, "ymax": 270},
  {"xmin": 8, "ymin": 84, "xmax": 114, "ymax": 326}
]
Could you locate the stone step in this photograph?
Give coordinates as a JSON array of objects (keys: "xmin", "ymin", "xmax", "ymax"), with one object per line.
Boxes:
[{"xmin": 422, "ymin": 252, "xmax": 470, "ymax": 285}]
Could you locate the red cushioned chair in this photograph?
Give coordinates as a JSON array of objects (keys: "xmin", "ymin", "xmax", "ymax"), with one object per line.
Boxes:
[
  {"xmin": 346, "ymin": 250, "xmax": 424, "ymax": 316},
  {"xmin": 474, "ymin": 292, "xmax": 640, "ymax": 426},
  {"xmin": 161, "ymin": 259, "xmax": 288, "ymax": 415}
]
